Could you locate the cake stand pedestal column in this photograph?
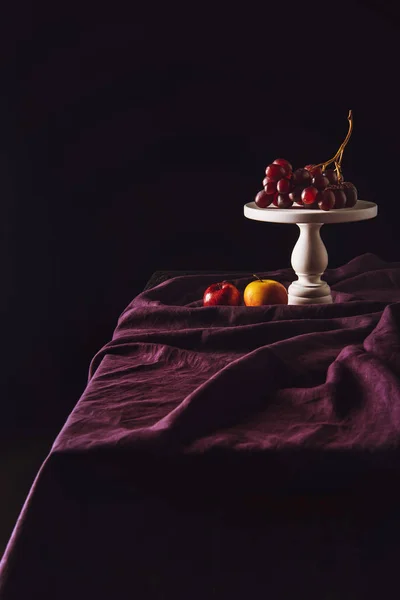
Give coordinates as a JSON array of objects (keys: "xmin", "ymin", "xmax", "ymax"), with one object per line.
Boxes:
[{"xmin": 288, "ymin": 223, "xmax": 331, "ymax": 305}]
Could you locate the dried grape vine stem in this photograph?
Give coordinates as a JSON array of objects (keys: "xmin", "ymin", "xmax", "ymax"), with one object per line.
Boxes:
[{"xmin": 314, "ymin": 110, "xmax": 353, "ymax": 182}]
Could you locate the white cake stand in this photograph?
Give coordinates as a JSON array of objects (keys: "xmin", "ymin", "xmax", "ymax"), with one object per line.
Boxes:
[{"xmin": 244, "ymin": 200, "xmax": 378, "ymax": 305}]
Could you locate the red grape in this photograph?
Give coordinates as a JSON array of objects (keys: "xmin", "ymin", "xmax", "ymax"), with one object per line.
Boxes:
[
  {"xmin": 305, "ymin": 165, "xmax": 323, "ymax": 178},
  {"xmin": 272, "ymin": 193, "xmax": 279, "ymax": 207},
  {"xmin": 312, "ymin": 174, "xmax": 330, "ymax": 190},
  {"xmin": 327, "ymin": 185, "xmax": 346, "ymax": 208},
  {"xmin": 289, "ymin": 186, "xmax": 304, "ymax": 204},
  {"xmin": 263, "ymin": 177, "xmax": 268, "ymax": 187},
  {"xmin": 323, "ymin": 169, "xmax": 338, "ymax": 184},
  {"xmin": 273, "ymin": 158, "xmax": 293, "ymax": 171},
  {"xmin": 273, "ymin": 158, "xmax": 293, "ymax": 177},
  {"xmin": 334, "ymin": 190, "xmax": 347, "ymax": 209},
  {"xmin": 318, "ymin": 189, "xmax": 335, "ymax": 211},
  {"xmin": 301, "ymin": 186, "xmax": 319, "ymax": 205},
  {"xmin": 265, "ymin": 164, "xmax": 286, "ymax": 181},
  {"xmin": 342, "ymin": 182, "xmax": 358, "ymax": 207},
  {"xmin": 276, "ymin": 194, "xmax": 293, "ymax": 208},
  {"xmin": 293, "ymin": 168, "xmax": 312, "ymax": 186},
  {"xmin": 255, "ymin": 190, "xmax": 273, "ymax": 208},
  {"xmin": 277, "ymin": 178, "xmax": 292, "ymax": 193},
  {"xmin": 264, "ymin": 180, "xmax": 277, "ymax": 195}
]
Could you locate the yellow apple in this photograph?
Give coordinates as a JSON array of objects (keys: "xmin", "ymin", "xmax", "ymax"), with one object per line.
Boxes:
[{"xmin": 244, "ymin": 275, "xmax": 288, "ymax": 306}]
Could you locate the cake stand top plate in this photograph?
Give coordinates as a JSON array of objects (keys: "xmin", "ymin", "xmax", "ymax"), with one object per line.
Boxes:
[{"xmin": 244, "ymin": 200, "xmax": 378, "ymax": 224}]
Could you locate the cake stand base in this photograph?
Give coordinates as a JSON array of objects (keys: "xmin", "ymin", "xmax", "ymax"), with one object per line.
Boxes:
[{"xmin": 288, "ymin": 283, "xmax": 332, "ymax": 305}]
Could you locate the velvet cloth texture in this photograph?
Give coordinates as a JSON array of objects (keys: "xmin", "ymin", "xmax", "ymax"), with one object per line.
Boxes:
[{"xmin": 1, "ymin": 253, "xmax": 400, "ymax": 599}]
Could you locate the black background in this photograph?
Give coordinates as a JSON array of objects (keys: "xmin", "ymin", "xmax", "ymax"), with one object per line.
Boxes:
[{"xmin": 1, "ymin": 0, "xmax": 400, "ymax": 436}]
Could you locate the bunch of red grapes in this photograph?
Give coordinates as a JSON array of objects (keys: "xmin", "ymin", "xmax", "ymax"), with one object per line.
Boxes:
[{"xmin": 255, "ymin": 159, "xmax": 358, "ymax": 211}]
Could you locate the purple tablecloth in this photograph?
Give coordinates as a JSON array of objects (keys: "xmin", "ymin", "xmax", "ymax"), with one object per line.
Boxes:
[{"xmin": 2, "ymin": 253, "xmax": 400, "ymax": 599}]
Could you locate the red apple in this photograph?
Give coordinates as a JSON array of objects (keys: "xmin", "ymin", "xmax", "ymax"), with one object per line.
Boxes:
[{"xmin": 203, "ymin": 281, "xmax": 241, "ymax": 306}]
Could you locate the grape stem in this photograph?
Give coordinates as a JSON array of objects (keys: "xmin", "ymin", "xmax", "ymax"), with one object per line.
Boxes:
[{"xmin": 314, "ymin": 110, "xmax": 353, "ymax": 181}]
